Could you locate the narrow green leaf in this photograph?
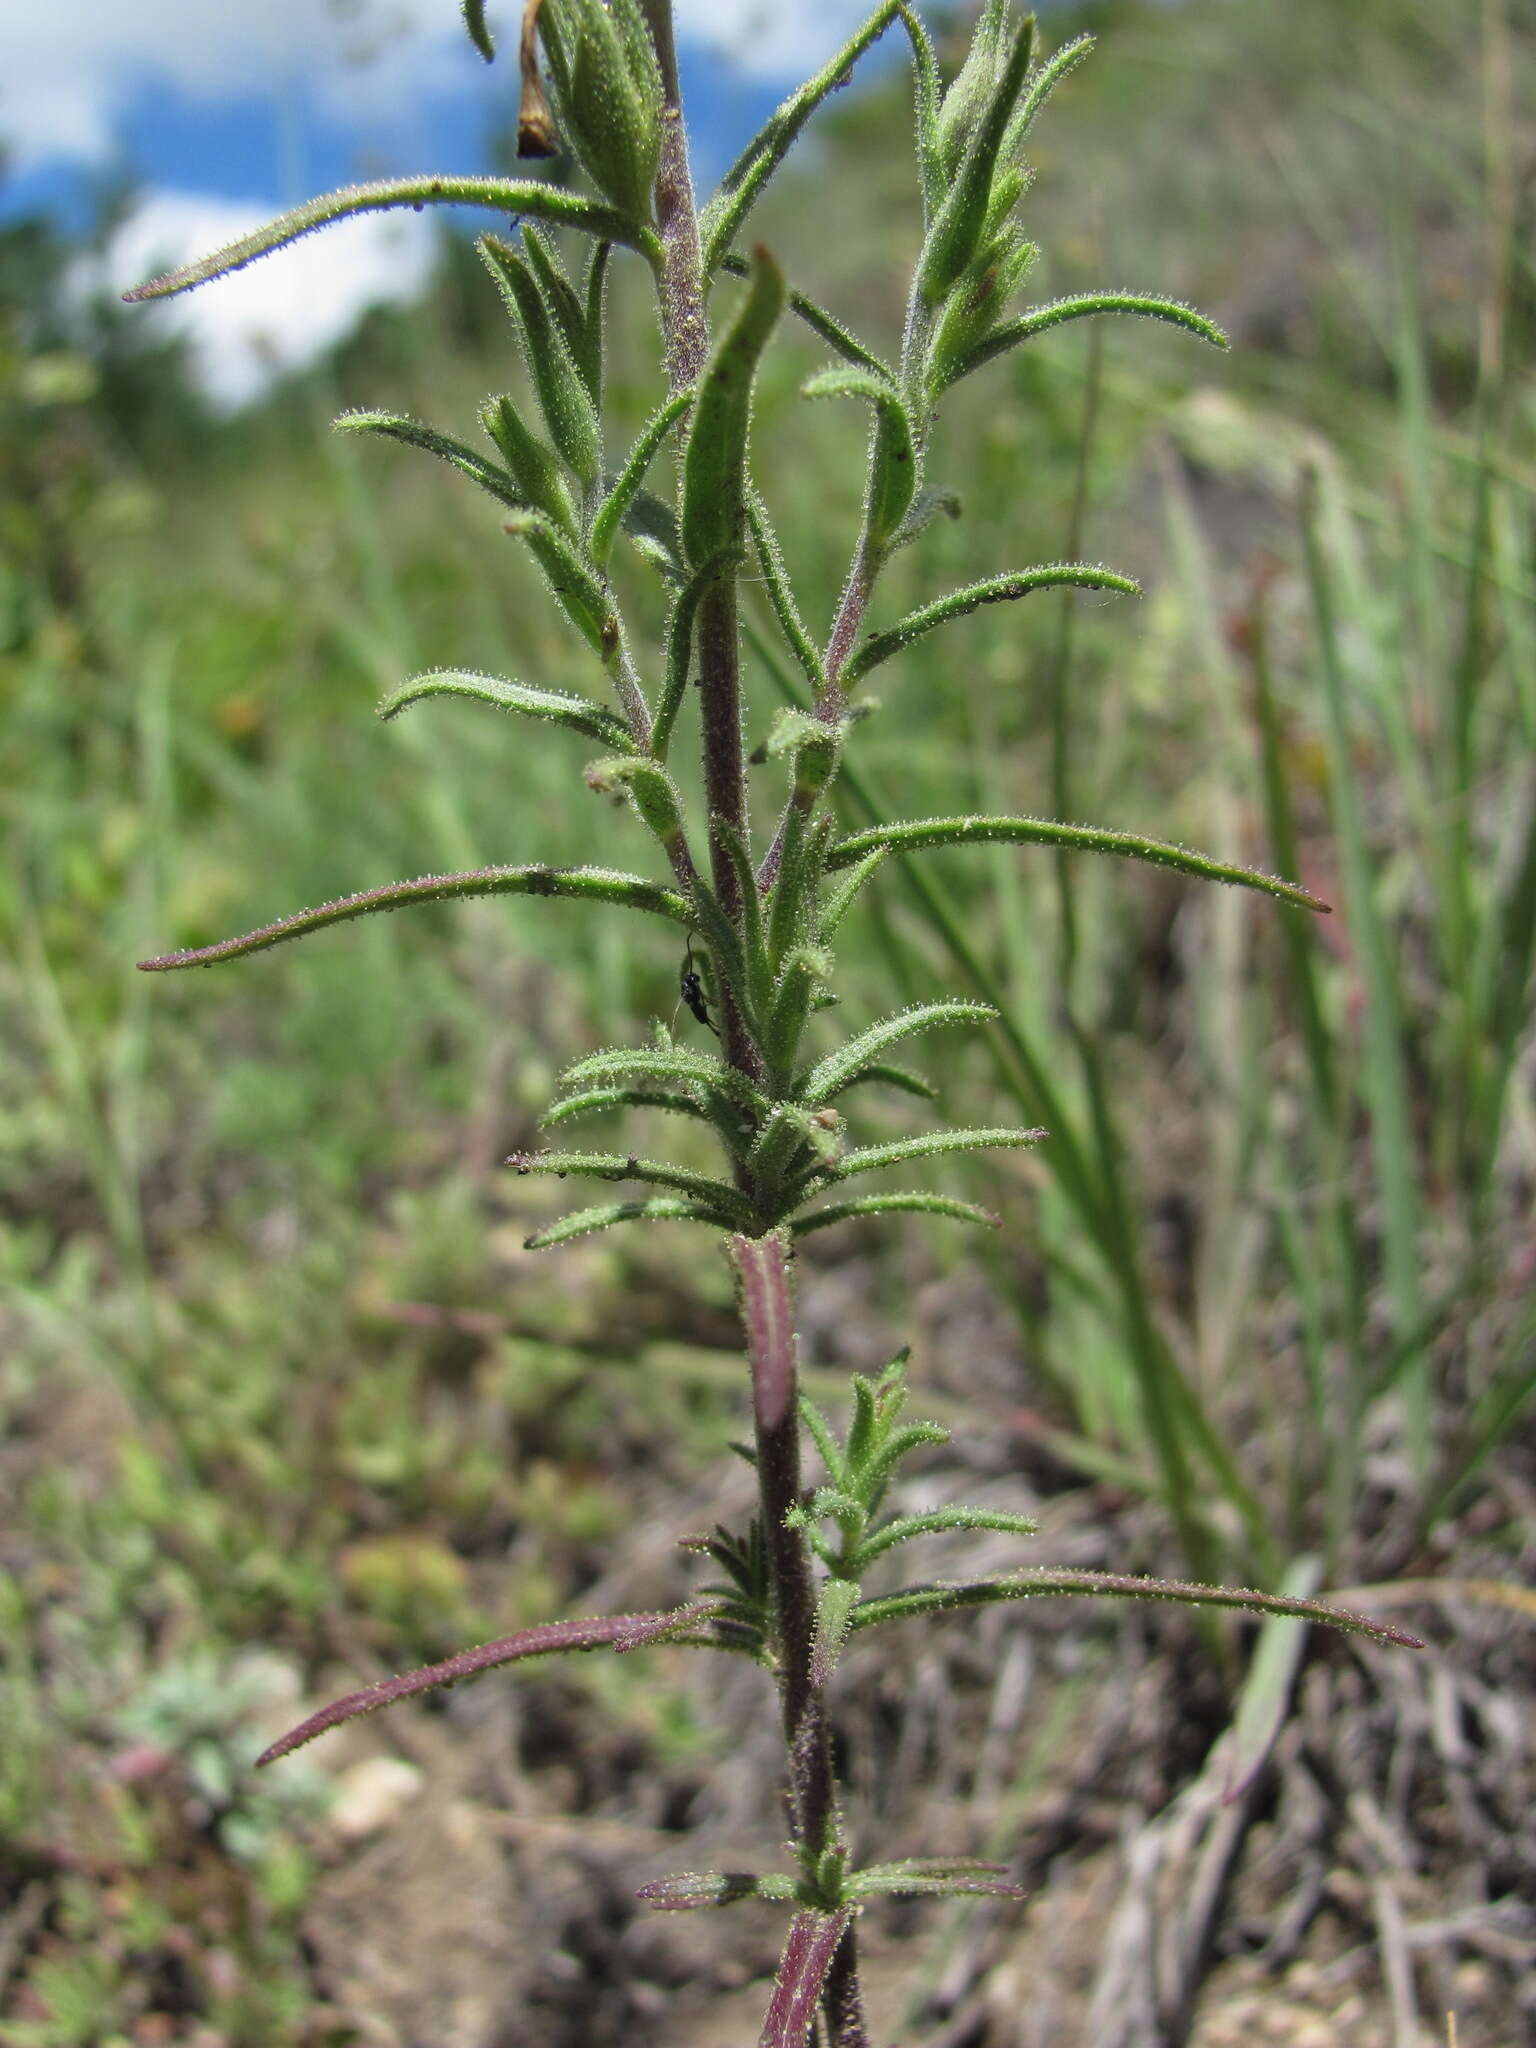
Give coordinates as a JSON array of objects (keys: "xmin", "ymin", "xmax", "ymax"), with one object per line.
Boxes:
[
  {"xmin": 764, "ymin": 945, "xmax": 833, "ymax": 1078},
  {"xmin": 508, "ymin": 1147, "xmax": 750, "ymax": 1216},
  {"xmin": 819, "ymin": 1126, "xmax": 1047, "ymax": 1184},
  {"xmin": 591, "ymin": 390, "xmax": 693, "ymax": 566},
  {"xmin": 802, "ymin": 367, "xmax": 917, "ymax": 552},
  {"xmin": 803, "ymin": 1001, "xmax": 996, "ymax": 1106},
  {"xmin": 820, "ymin": 846, "xmax": 887, "ymax": 939},
  {"xmin": 583, "ymin": 239, "xmax": 612, "ymax": 351},
  {"xmin": 688, "ymin": 875, "xmax": 764, "ymax": 1041},
  {"xmin": 1004, "ymin": 31, "xmax": 1095, "ymax": 155},
  {"xmin": 766, "ymin": 805, "xmax": 812, "ymax": 963},
  {"xmin": 336, "ymin": 409, "xmax": 524, "ymax": 510},
  {"xmin": 138, "ymin": 865, "xmax": 690, "ymax": 971},
  {"xmin": 748, "ymin": 492, "xmax": 826, "ymax": 691},
  {"xmin": 933, "ymin": 0, "xmax": 1009, "ymax": 179},
  {"xmin": 853, "ymin": 1505, "xmax": 1038, "ymax": 1571},
  {"xmin": 462, "ymin": 0, "xmax": 495, "ymax": 62},
  {"xmin": 826, "ymin": 817, "xmax": 1331, "ymax": 914},
  {"xmin": 810, "ymin": 1577, "xmax": 861, "ymax": 1689},
  {"xmin": 379, "ymin": 669, "xmax": 631, "ymax": 749},
  {"xmin": 897, "ymin": 2, "xmax": 943, "ymax": 218},
  {"xmin": 845, "ymin": 564, "xmax": 1141, "ymax": 685},
  {"xmin": 122, "ymin": 176, "xmax": 659, "ymax": 303},
  {"xmin": 719, "ymin": 253, "xmax": 892, "ymax": 379},
  {"xmin": 560, "ymin": 1044, "xmax": 771, "ymax": 1118},
  {"xmin": 523, "ymin": 1198, "xmax": 731, "ymax": 1249},
  {"xmin": 823, "ymin": 1062, "xmax": 937, "ymax": 1103},
  {"xmin": 502, "ymin": 508, "xmax": 614, "ymax": 653},
  {"xmin": 715, "ymin": 815, "xmax": 773, "ymax": 1020},
  {"xmin": 941, "ymin": 292, "xmax": 1229, "ymax": 392},
  {"xmin": 654, "ymin": 545, "xmax": 743, "ymax": 758},
  {"xmin": 481, "ymin": 391, "xmax": 579, "ymax": 534},
  {"xmin": 849, "ymin": 1858, "xmax": 1024, "ymax": 1900},
  {"xmin": 798, "ymin": 1397, "xmax": 849, "ymax": 1489},
  {"xmin": 700, "ymin": 0, "xmax": 905, "ymax": 272},
  {"xmin": 521, "ymin": 225, "xmax": 600, "ymax": 402},
  {"xmin": 850, "ymin": 1569, "xmax": 1425, "ymax": 1649},
  {"xmin": 540, "ymin": 1087, "xmax": 711, "ymax": 1129},
  {"xmin": 916, "ymin": 17, "xmax": 1033, "ymax": 305},
  {"xmin": 792, "ymin": 1193, "xmax": 999, "ymax": 1237},
  {"xmin": 587, "ymin": 756, "xmax": 687, "ymax": 855},
  {"xmin": 480, "ymin": 235, "xmax": 603, "ymax": 486},
  {"xmin": 682, "ymin": 248, "xmax": 786, "ymax": 569}
]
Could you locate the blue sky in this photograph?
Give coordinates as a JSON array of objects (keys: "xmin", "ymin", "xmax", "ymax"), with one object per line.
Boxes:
[{"xmin": 6, "ymin": 0, "xmax": 909, "ymax": 403}]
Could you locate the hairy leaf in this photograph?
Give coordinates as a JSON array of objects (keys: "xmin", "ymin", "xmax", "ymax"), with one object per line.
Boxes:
[
  {"xmin": 942, "ymin": 291, "xmax": 1230, "ymax": 392},
  {"xmin": 523, "ymin": 1197, "xmax": 732, "ymax": 1249},
  {"xmin": 748, "ymin": 492, "xmax": 826, "ymax": 691},
  {"xmin": 802, "ymin": 1000, "xmax": 995, "ymax": 1106},
  {"xmin": 139, "ymin": 865, "xmax": 690, "ymax": 971},
  {"xmin": 462, "ymin": 0, "xmax": 496, "ymax": 61},
  {"xmin": 818, "ymin": 1125, "xmax": 1047, "ymax": 1184},
  {"xmin": 336, "ymin": 409, "xmax": 524, "ymax": 510},
  {"xmin": 539, "ymin": 1086, "xmax": 711, "ymax": 1129},
  {"xmin": 826, "ymin": 816, "xmax": 1331, "ymax": 913},
  {"xmin": 560, "ymin": 1043, "xmax": 771, "ymax": 1117},
  {"xmin": 759, "ymin": 1909, "xmax": 856, "ymax": 2048},
  {"xmin": 123, "ymin": 176, "xmax": 658, "ymax": 303},
  {"xmin": 701, "ymin": 0, "xmax": 905, "ymax": 271},
  {"xmin": 378, "ymin": 669, "xmax": 631, "ymax": 748},
  {"xmin": 849, "ymin": 1857, "xmax": 1025, "ymax": 1900},
  {"xmin": 845, "ymin": 564, "xmax": 1140, "ymax": 684},
  {"xmin": 655, "ymin": 545, "xmax": 744, "ymax": 758},
  {"xmin": 792, "ymin": 1193, "xmax": 999, "ymax": 1236},
  {"xmin": 682, "ymin": 247, "xmax": 786, "ymax": 568},
  {"xmin": 823, "ymin": 1061, "xmax": 937, "ymax": 1103},
  {"xmin": 850, "ymin": 1570, "xmax": 1427, "ymax": 1647},
  {"xmin": 802, "ymin": 366, "xmax": 917, "ymax": 552},
  {"xmin": 719, "ymin": 251, "xmax": 891, "ymax": 378},
  {"xmin": 508, "ymin": 1147, "xmax": 749, "ymax": 1216},
  {"xmin": 591, "ymin": 389, "xmax": 693, "ymax": 566},
  {"xmin": 258, "ymin": 1604, "xmax": 728, "ymax": 1762}
]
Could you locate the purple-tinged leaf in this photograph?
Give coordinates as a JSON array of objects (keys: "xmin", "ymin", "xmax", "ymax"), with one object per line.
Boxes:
[
  {"xmin": 760, "ymin": 1908, "xmax": 855, "ymax": 2048},
  {"xmin": 637, "ymin": 1870, "xmax": 794, "ymax": 1910},
  {"xmin": 850, "ymin": 1569, "xmax": 1424, "ymax": 1649},
  {"xmin": 257, "ymin": 1604, "xmax": 725, "ymax": 1764},
  {"xmin": 138, "ymin": 865, "xmax": 691, "ymax": 971}
]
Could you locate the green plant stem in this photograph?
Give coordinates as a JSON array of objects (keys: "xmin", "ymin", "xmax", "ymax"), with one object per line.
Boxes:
[{"xmin": 730, "ymin": 1231, "xmax": 866, "ymax": 2048}]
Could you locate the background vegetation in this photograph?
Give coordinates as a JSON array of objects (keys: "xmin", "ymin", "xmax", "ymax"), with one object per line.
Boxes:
[{"xmin": 2, "ymin": 0, "xmax": 1532, "ymax": 2041}]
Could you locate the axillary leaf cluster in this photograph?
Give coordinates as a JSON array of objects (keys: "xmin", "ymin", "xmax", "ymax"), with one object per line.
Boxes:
[{"xmin": 127, "ymin": 6, "xmax": 1408, "ymax": 2044}]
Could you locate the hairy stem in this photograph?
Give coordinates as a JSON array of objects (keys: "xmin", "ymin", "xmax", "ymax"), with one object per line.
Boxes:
[
  {"xmin": 641, "ymin": 0, "xmax": 708, "ymax": 395},
  {"xmin": 730, "ymin": 1232, "xmax": 867, "ymax": 2048}
]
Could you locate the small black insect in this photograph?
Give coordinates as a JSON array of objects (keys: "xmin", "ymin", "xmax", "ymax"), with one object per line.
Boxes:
[{"xmin": 675, "ymin": 933, "xmax": 719, "ymax": 1037}]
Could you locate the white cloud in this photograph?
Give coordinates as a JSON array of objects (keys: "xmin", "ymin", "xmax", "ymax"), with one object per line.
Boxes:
[
  {"xmin": 4, "ymin": 0, "xmax": 879, "ymax": 172},
  {"xmin": 81, "ymin": 191, "xmax": 438, "ymax": 410}
]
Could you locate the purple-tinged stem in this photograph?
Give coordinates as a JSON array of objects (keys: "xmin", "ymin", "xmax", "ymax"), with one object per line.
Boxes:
[{"xmin": 730, "ymin": 1231, "xmax": 868, "ymax": 2048}]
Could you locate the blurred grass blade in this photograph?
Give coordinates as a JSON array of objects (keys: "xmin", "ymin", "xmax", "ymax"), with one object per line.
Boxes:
[{"xmin": 1300, "ymin": 467, "xmax": 1427, "ymax": 1455}]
